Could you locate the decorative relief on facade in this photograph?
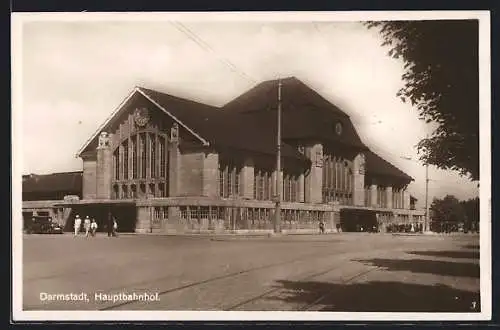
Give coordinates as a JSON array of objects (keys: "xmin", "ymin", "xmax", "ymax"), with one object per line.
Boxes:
[
  {"xmin": 358, "ymin": 153, "xmax": 366, "ymax": 175},
  {"xmin": 314, "ymin": 149, "xmax": 323, "ymax": 167},
  {"xmin": 170, "ymin": 122, "xmax": 179, "ymax": 142},
  {"xmin": 63, "ymin": 195, "xmax": 80, "ymax": 202},
  {"xmin": 133, "ymin": 107, "xmax": 150, "ymax": 127},
  {"xmin": 98, "ymin": 132, "xmax": 110, "ymax": 148}
]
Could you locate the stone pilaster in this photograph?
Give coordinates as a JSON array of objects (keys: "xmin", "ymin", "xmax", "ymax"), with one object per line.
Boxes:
[
  {"xmin": 385, "ymin": 186, "xmax": 393, "ymax": 209},
  {"xmin": 82, "ymin": 156, "xmax": 97, "ymax": 200},
  {"xmin": 304, "ymin": 143, "xmax": 323, "ymax": 203},
  {"xmin": 297, "ymin": 173, "xmax": 305, "ymax": 203},
  {"xmin": 202, "ymin": 152, "xmax": 219, "ymax": 197},
  {"xmin": 240, "ymin": 158, "xmax": 254, "ymax": 199},
  {"xmin": 370, "ymin": 184, "xmax": 378, "ymax": 208},
  {"xmin": 135, "ymin": 206, "xmax": 151, "ymax": 233},
  {"xmin": 96, "ymin": 132, "xmax": 113, "ymax": 199},
  {"xmin": 166, "ymin": 206, "xmax": 181, "ymax": 233},
  {"xmin": 352, "ymin": 153, "xmax": 366, "ymax": 206},
  {"xmin": 403, "ymin": 191, "xmax": 411, "ymax": 209},
  {"xmin": 168, "ymin": 124, "xmax": 180, "ymax": 197}
]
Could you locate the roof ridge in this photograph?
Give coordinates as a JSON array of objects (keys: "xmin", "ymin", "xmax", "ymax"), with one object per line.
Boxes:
[
  {"xmin": 136, "ymin": 86, "xmax": 221, "ymax": 109},
  {"xmin": 366, "ymin": 149, "xmax": 413, "ymax": 181}
]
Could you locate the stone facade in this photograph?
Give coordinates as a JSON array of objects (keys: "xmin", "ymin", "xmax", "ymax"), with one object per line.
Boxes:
[
  {"xmin": 240, "ymin": 158, "xmax": 254, "ymax": 200},
  {"xmin": 352, "ymin": 153, "xmax": 366, "ymax": 206},
  {"xmin": 304, "ymin": 143, "xmax": 323, "ymax": 203},
  {"xmin": 23, "ymin": 86, "xmax": 424, "ymax": 234},
  {"xmin": 82, "ymin": 157, "xmax": 97, "ymax": 199}
]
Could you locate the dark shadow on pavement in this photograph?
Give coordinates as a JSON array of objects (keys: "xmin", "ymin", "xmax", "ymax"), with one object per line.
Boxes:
[
  {"xmin": 269, "ymin": 280, "xmax": 480, "ymax": 312},
  {"xmin": 408, "ymin": 250, "xmax": 480, "ymax": 260},
  {"xmin": 355, "ymin": 258, "xmax": 480, "ymax": 278},
  {"xmin": 463, "ymin": 244, "xmax": 479, "ymax": 250}
]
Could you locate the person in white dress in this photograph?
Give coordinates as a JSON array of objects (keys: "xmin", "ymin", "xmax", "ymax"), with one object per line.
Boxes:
[
  {"xmin": 74, "ymin": 215, "xmax": 82, "ymax": 236},
  {"xmin": 84, "ymin": 216, "xmax": 91, "ymax": 237},
  {"xmin": 112, "ymin": 219, "xmax": 118, "ymax": 237},
  {"xmin": 90, "ymin": 219, "xmax": 98, "ymax": 237}
]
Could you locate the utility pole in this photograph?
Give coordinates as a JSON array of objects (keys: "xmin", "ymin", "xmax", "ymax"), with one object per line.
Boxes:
[
  {"xmin": 424, "ymin": 161, "xmax": 429, "ymax": 232},
  {"xmin": 424, "ymin": 133, "xmax": 430, "ymax": 233},
  {"xmin": 274, "ymin": 79, "xmax": 282, "ymax": 234},
  {"xmin": 400, "ymin": 148, "xmax": 430, "ymax": 232}
]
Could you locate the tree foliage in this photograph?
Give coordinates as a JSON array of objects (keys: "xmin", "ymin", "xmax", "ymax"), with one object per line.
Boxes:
[
  {"xmin": 430, "ymin": 195, "xmax": 467, "ymax": 224},
  {"xmin": 461, "ymin": 197, "xmax": 480, "ymax": 226},
  {"xmin": 366, "ymin": 20, "xmax": 479, "ymax": 180}
]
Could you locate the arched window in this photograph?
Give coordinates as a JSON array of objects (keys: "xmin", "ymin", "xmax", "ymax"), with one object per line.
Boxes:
[
  {"xmin": 254, "ymin": 166, "xmax": 273, "ymax": 200},
  {"xmin": 111, "ymin": 131, "xmax": 168, "ymax": 199},
  {"xmin": 283, "ymin": 172, "xmax": 299, "ymax": 202},
  {"xmin": 218, "ymin": 158, "xmax": 242, "ymax": 198},
  {"xmin": 322, "ymin": 149, "xmax": 353, "ymax": 205}
]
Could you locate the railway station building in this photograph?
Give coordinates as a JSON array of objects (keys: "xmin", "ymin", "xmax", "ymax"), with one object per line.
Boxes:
[{"xmin": 22, "ymin": 77, "xmax": 425, "ymax": 233}]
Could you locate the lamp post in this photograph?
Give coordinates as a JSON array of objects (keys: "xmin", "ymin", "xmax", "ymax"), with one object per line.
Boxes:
[
  {"xmin": 274, "ymin": 79, "xmax": 282, "ymax": 234},
  {"xmin": 400, "ymin": 155, "xmax": 430, "ymax": 233},
  {"xmin": 424, "ymin": 161, "xmax": 429, "ymax": 232}
]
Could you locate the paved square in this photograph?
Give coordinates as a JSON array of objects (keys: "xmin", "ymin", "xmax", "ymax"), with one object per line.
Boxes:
[{"xmin": 22, "ymin": 233, "xmax": 480, "ymax": 312}]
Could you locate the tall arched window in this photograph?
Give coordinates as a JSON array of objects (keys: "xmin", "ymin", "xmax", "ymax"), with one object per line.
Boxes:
[
  {"xmin": 112, "ymin": 131, "xmax": 168, "ymax": 199},
  {"xmin": 254, "ymin": 167, "xmax": 273, "ymax": 200},
  {"xmin": 218, "ymin": 158, "xmax": 242, "ymax": 198},
  {"xmin": 283, "ymin": 172, "xmax": 300, "ymax": 202},
  {"xmin": 322, "ymin": 148, "xmax": 353, "ymax": 205}
]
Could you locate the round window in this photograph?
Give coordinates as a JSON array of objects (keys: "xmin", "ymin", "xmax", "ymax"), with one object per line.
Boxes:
[{"xmin": 334, "ymin": 122, "xmax": 343, "ymax": 136}]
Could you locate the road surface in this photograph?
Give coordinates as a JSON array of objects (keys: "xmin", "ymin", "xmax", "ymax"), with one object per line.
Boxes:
[{"xmin": 22, "ymin": 233, "xmax": 480, "ymax": 312}]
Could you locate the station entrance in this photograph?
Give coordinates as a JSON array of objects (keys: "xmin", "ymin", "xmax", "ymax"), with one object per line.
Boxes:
[
  {"xmin": 57, "ymin": 202, "xmax": 137, "ymax": 233},
  {"xmin": 340, "ymin": 208, "xmax": 379, "ymax": 232}
]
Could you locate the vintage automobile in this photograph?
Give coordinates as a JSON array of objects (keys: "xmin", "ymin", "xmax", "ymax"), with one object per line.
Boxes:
[{"xmin": 25, "ymin": 216, "xmax": 64, "ymax": 234}]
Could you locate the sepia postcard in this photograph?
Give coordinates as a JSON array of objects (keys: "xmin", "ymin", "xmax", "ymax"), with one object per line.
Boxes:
[{"xmin": 11, "ymin": 10, "xmax": 491, "ymax": 322}]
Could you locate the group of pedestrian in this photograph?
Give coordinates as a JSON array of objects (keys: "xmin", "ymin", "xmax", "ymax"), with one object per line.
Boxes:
[{"xmin": 73, "ymin": 215, "xmax": 99, "ymax": 237}]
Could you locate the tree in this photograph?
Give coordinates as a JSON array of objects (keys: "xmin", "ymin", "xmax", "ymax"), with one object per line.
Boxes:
[
  {"xmin": 461, "ymin": 197, "xmax": 480, "ymax": 231},
  {"xmin": 430, "ymin": 195, "xmax": 466, "ymax": 229},
  {"xmin": 366, "ymin": 20, "xmax": 479, "ymax": 180}
]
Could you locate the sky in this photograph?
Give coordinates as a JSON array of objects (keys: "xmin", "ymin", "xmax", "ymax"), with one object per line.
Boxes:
[{"xmin": 16, "ymin": 14, "xmax": 480, "ymax": 208}]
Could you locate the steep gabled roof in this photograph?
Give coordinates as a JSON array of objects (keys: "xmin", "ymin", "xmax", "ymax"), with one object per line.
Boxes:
[
  {"xmin": 136, "ymin": 88, "xmax": 309, "ymax": 163},
  {"xmin": 76, "ymin": 78, "xmax": 414, "ymax": 181},
  {"xmin": 22, "ymin": 171, "xmax": 83, "ymax": 194},
  {"xmin": 77, "ymin": 87, "xmax": 212, "ymax": 156},
  {"xmin": 222, "ymin": 77, "xmax": 366, "ymax": 150},
  {"xmin": 365, "ymin": 150, "xmax": 413, "ymax": 182},
  {"xmin": 137, "ymin": 87, "xmax": 217, "ymax": 145}
]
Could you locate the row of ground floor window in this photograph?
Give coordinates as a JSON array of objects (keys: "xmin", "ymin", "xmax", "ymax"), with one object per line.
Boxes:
[{"xmin": 23, "ymin": 205, "xmax": 424, "ymax": 234}]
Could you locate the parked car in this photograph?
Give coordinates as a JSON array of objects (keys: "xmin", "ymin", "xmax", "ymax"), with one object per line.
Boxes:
[{"xmin": 25, "ymin": 216, "xmax": 64, "ymax": 234}]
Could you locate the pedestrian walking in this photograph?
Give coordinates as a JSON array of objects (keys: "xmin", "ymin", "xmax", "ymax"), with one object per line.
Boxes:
[
  {"xmin": 107, "ymin": 212, "xmax": 113, "ymax": 237},
  {"xmin": 84, "ymin": 216, "xmax": 91, "ymax": 237},
  {"xmin": 112, "ymin": 218, "xmax": 118, "ymax": 237},
  {"xmin": 319, "ymin": 221, "xmax": 325, "ymax": 234},
  {"xmin": 90, "ymin": 218, "xmax": 98, "ymax": 237},
  {"xmin": 74, "ymin": 215, "xmax": 82, "ymax": 237}
]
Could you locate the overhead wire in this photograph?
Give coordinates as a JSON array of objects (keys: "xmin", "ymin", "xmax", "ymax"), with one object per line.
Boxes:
[{"xmin": 170, "ymin": 21, "xmax": 257, "ymax": 85}]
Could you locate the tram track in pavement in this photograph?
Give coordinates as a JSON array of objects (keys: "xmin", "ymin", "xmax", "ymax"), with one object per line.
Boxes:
[
  {"xmin": 98, "ymin": 248, "xmax": 336, "ymax": 311},
  {"xmin": 222, "ymin": 260, "xmax": 381, "ymax": 311},
  {"xmin": 297, "ymin": 266, "xmax": 380, "ymax": 311},
  {"xmin": 99, "ymin": 245, "xmax": 388, "ymax": 311}
]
